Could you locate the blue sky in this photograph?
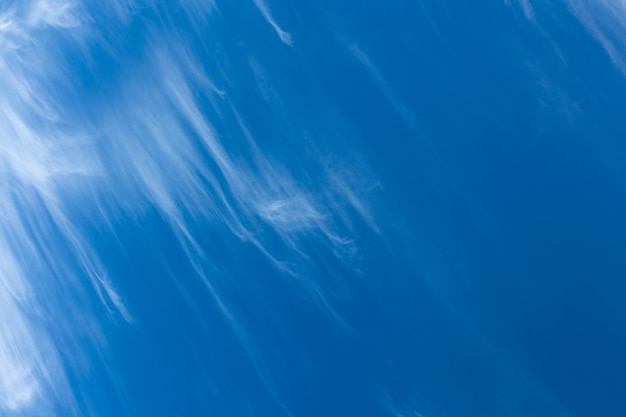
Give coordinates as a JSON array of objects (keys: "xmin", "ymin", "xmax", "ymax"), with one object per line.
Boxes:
[{"xmin": 1, "ymin": 1, "xmax": 626, "ymax": 416}]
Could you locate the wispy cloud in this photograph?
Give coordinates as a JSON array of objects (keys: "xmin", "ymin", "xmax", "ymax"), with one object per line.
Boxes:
[
  {"xmin": 0, "ymin": 0, "xmax": 382, "ymax": 414},
  {"xmin": 252, "ymin": 0, "xmax": 293, "ymax": 46},
  {"xmin": 507, "ymin": 0, "xmax": 626, "ymax": 77},
  {"xmin": 347, "ymin": 44, "xmax": 422, "ymax": 133},
  {"xmin": 565, "ymin": 0, "xmax": 626, "ymax": 75},
  {"xmin": 0, "ymin": 1, "xmax": 128, "ymax": 414},
  {"xmin": 26, "ymin": 0, "xmax": 82, "ymax": 28},
  {"xmin": 504, "ymin": 0, "xmax": 536, "ymax": 22}
]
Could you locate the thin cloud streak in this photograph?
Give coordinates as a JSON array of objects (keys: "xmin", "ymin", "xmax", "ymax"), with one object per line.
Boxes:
[
  {"xmin": 504, "ymin": 0, "xmax": 536, "ymax": 21},
  {"xmin": 1, "ymin": 0, "xmax": 381, "ymax": 414},
  {"xmin": 0, "ymin": 1, "xmax": 127, "ymax": 414},
  {"xmin": 252, "ymin": 0, "xmax": 293, "ymax": 45},
  {"xmin": 83, "ymin": 36, "xmax": 379, "ymax": 414},
  {"xmin": 510, "ymin": 0, "xmax": 626, "ymax": 76},
  {"xmin": 566, "ymin": 0, "xmax": 626, "ymax": 75}
]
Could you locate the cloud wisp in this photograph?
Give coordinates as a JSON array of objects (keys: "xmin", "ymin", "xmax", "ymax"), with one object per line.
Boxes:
[
  {"xmin": 0, "ymin": 0, "xmax": 381, "ymax": 414},
  {"xmin": 252, "ymin": 0, "xmax": 293, "ymax": 45},
  {"xmin": 565, "ymin": 0, "xmax": 626, "ymax": 75},
  {"xmin": 0, "ymin": 1, "xmax": 133, "ymax": 414},
  {"xmin": 507, "ymin": 0, "xmax": 626, "ymax": 77}
]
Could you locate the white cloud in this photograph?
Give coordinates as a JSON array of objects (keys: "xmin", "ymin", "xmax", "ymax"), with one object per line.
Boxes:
[
  {"xmin": 0, "ymin": 1, "xmax": 129, "ymax": 413},
  {"xmin": 26, "ymin": 0, "xmax": 81, "ymax": 28},
  {"xmin": 506, "ymin": 0, "xmax": 626, "ymax": 77},
  {"xmin": 566, "ymin": 0, "xmax": 626, "ymax": 75},
  {"xmin": 347, "ymin": 44, "xmax": 422, "ymax": 134},
  {"xmin": 0, "ymin": 0, "xmax": 381, "ymax": 414},
  {"xmin": 504, "ymin": 0, "xmax": 535, "ymax": 21},
  {"xmin": 252, "ymin": 0, "xmax": 293, "ymax": 46},
  {"xmin": 93, "ymin": 44, "xmax": 367, "ymax": 266}
]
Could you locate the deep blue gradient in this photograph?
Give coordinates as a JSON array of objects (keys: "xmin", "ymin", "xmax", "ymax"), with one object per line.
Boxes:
[{"xmin": 2, "ymin": 1, "xmax": 626, "ymax": 417}]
